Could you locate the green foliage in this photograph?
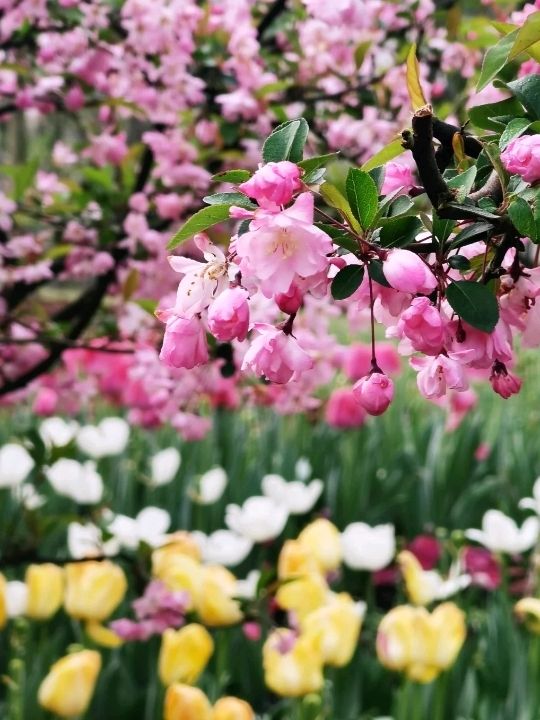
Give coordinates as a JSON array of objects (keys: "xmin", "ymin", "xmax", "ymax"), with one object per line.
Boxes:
[
  {"xmin": 262, "ymin": 118, "xmax": 309, "ymax": 163},
  {"xmin": 446, "ymin": 280, "xmax": 499, "ymax": 333},
  {"xmin": 167, "ymin": 204, "xmax": 232, "ymax": 250},
  {"xmin": 330, "ymin": 264, "xmax": 365, "ymax": 299},
  {"xmin": 345, "ymin": 168, "xmax": 379, "ymax": 231}
]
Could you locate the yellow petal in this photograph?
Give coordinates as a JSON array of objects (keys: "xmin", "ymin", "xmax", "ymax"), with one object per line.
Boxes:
[
  {"xmin": 515, "ymin": 597, "xmax": 540, "ymax": 634},
  {"xmin": 85, "ymin": 621, "xmax": 124, "ymax": 648},
  {"xmin": 301, "ymin": 592, "xmax": 363, "ymax": 667},
  {"xmin": 297, "ymin": 519, "xmax": 342, "ymax": 572},
  {"xmin": 164, "ymin": 684, "xmax": 212, "ymax": 720},
  {"xmin": 158, "ymin": 623, "xmax": 214, "ymax": 686},
  {"xmin": 263, "ymin": 628, "xmax": 324, "ymax": 698},
  {"xmin": 397, "ymin": 551, "xmax": 435, "ymax": 606},
  {"xmin": 212, "ymin": 696, "xmax": 255, "ymax": 720},
  {"xmin": 26, "ymin": 564, "xmax": 64, "ymax": 620},
  {"xmin": 38, "ymin": 650, "xmax": 101, "ymax": 718},
  {"xmin": 196, "ymin": 566, "xmax": 242, "ymax": 627},
  {"xmin": 64, "ymin": 561, "xmax": 127, "ymax": 622}
]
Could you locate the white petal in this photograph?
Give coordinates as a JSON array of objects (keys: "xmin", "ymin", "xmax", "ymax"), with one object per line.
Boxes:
[{"xmin": 6, "ymin": 581, "xmax": 28, "ymax": 617}]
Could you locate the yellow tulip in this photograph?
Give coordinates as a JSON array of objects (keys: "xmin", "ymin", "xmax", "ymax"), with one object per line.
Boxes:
[
  {"xmin": 0, "ymin": 573, "xmax": 6, "ymax": 629},
  {"xmin": 276, "ymin": 572, "xmax": 328, "ymax": 620},
  {"xmin": 397, "ymin": 550, "xmax": 436, "ymax": 606},
  {"xmin": 85, "ymin": 620, "xmax": 123, "ymax": 648},
  {"xmin": 263, "ymin": 628, "xmax": 325, "ymax": 697},
  {"xmin": 64, "ymin": 561, "xmax": 127, "ymax": 622},
  {"xmin": 153, "ymin": 553, "xmax": 202, "ymax": 611},
  {"xmin": 212, "ymin": 696, "xmax": 255, "ymax": 720},
  {"xmin": 297, "ymin": 518, "xmax": 343, "ymax": 572},
  {"xmin": 164, "ymin": 683, "xmax": 212, "ymax": 720},
  {"xmin": 376, "ymin": 602, "xmax": 466, "ymax": 683},
  {"xmin": 38, "ymin": 650, "xmax": 101, "ymax": 717},
  {"xmin": 515, "ymin": 598, "xmax": 540, "ymax": 633},
  {"xmin": 277, "ymin": 539, "xmax": 319, "ymax": 580},
  {"xmin": 301, "ymin": 592, "xmax": 363, "ymax": 667},
  {"xmin": 158, "ymin": 623, "xmax": 214, "ymax": 686},
  {"xmin": 26, "ymin": 564, "xmax": 64, "ymax": 620},
  {"xmin": 196, "ymin": 566, "xmax": 242, "ymax": 627},
  {"xmin": 153, "ymin": 532, "xmax": 202, "ymax": 569}
]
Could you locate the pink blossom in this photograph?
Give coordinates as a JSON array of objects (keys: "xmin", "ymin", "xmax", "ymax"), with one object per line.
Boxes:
[
  {"xmin": 501, "ymin": 134, "xmax": 540, "ymax": 184},
  {"xmin": 84, "ymin": 132, "xmax": 128, "ymax": 167},
  {"xmin": 342, "ymin": 342, "xmax": 400, "ymax": 381},
  {"xmin": 490, "ymin": 361, "xmax": 522, "ymax": 399},
  {"xmin": 33, "ymin": 387, "xmax": 58, "ymax": 416},
  {"xmin": 407, "ymin": 535, "xmax": 441, "ymax": 570},
  {"xmin": 325, "ymin": 388, "xmax": 366, "ymax": 429},
  {"xmin": 462, "ymin": 547, "xmax": 501, "ymax": 590},
  {"xmin": 381, "ymin": 161, "xmax": 414, "ymax": 196},
  {"xmin": 275, "ymin": 284, "xmax": 304, "ymax": 314},
  {"xmin": 242, "ymin": 621, "xmax": 262, "ymax": 642},
  {"xmin": 155, "ymin": 193, "xmax": 184, "ymax": 220},
  {"xmin": 235, "ymin": 193, "xmax": 333, "ymax": 297},
  {"xmin": 411, "ymin": 353, "xmax": 468, "ymax": 399},
  {"xmin": 64, "ymin": 85, "xmax": 85, "ymax": 111},
  {"xmin": 241, "ymin": 324, "xmax": 313, "ymax": 384},
  {"xmin": 394, "ymin": 297, "xmax": 446, "ymax": 355},
  {"xmin": 239, "ymin": 161, "xmax": 302, "ymax": 210},
  {"xmin": 383, "ymin": 249, "xmax": 437, "ymax": 295},
  {"xmin": 129, "ymin": 192, "xmax": 149, "ymax": 214},
  {"xmin": 159, "ymin": 315, "xmax": 209, "ymax": 370},
  {"xmin": 353, "ymin": 372, "xmax": 394, "ymax": 416},
  {"xmin": 207, "ymin": 287, "xmax": 250, "ymax": 342}
]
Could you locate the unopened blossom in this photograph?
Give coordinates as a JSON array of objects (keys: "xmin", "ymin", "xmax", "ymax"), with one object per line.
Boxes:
[
  {"xmin": 490, "ymin": 361, "xmax": 522, "ymax": 399},
  {"xmin": 263, "ymin": 628, "xmax": 325, "ymax": 697},
  {"xmin": 207, "ymin": 287, "xmax": 250, "ymax": 342},
  {"xmin": 191, "ymin": 530, "xmax": 253, "ymax": 567},
  {"xmin": 242, "ymin": 324, "xmax": 313, "ymax": 384},
  {"xmin": 235, "ymin": 193, "xmax": 333, "ymax": 297},
  {"xmin": 411, "ymin": 354, "xmax": 468, "ymax": 399},
  {"xmin": 225, "ymin": 496, "xmax": 289, "ymax": 543},
  {"xmin": 353, "ymin": 372, "xmax": 394, "ymax": 415},
  {"xmin": 407, "ymin": 535, "xmax": 441, "ymax": 570},
  {"xmin": 465, "ymin": 509, "xmax": 539, "ymax": 554},
  {"xmin": 190, "ymin": 467, "xmax": 228, "ymax": 504},
  {"xmin": 38, "ymin": 650, "xmax": 101, "ymax": 718},
  {"xmin": 342, "ymin": 522, "xmax": 396, "ymax": 571},
  {"xmin": 159, "ymin": 315, "xmax": 209, "ymax": 370},
  {"xmin": 383, "ymin": 249, "xmax": 438, "ymax": 295},
  {"xmin": 239, "ymin": 161, "xmax": 302, "ymax": 210},
  {"xmin": 39, "ymin": 417, "xmax": 79, "ymax": 448},
  {"xmin": 501, "ymin": 134, "xmax": 540, "ymax": 184}
]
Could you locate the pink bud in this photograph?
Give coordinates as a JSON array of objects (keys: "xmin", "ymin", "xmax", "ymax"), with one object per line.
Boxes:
[
  {"xmin": 383, "ymin": 249, "xmax": 437, "ymax": 295},
  {"xmin": 159, "ymin": 315, "xmax": 209, "ymax": 369},
  {"xmin": 275, "ymin": 284, "xmax": 303, "ymax": 314},
  {"xmin": 353, "ymin": 372, "xmax": 394, "ymax": 416},
  {"xmin": 407, "ymin": 535, "xmax": 441, "ymax": 570},
  {"xmin": 325, "ymin": 388, "xmax": 366, "ymax": 429},
  {"xmin": 239, "ymin": 161, "xmax": 302, "ymax": 209},
  {"xmin": 490, "ymin": 361, "xmax": 522, "ymax": 398},
  {"xmin": 207, "ymin": 287, "xmax": 250, "ymax": 342}
]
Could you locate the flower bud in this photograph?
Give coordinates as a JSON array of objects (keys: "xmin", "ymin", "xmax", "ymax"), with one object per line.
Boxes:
[
  {"xmin": 207, "ymin": 287, "xmax": 250, "ymax": 342},
  {"xmin": 383, "ymin": 249, "xmax": 437, "ymax": 295},
  {"xmin": 26, "ymin": 564, "xmax": 64, "ymax": 620},
  {"xmin": 501, "ymin": 134, "xmax": 540, "ymax": 184},
  {"xmin": 239, "ymin": 161, "xmax": 302, "ymax": 209},
  {"xmin": 64, "ymin": 561, "xmax": 127, "ymax": 622},
  {"xmin": 353, "ymin": 372, "xmax": 394, "ymax": 416},
  {"xmin": 38, "ymin": 650, "xmax": 101, "ymax": 717},
  {"xmin": 164, "ymin": 684, "xmax": 212, "ymax": 720}
]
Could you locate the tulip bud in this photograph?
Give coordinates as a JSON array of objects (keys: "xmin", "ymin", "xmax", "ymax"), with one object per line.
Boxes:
[
  {"xmin": 158, "ymin": 624, "xmax": 214, "ymax": 686},
  {"xmin": 353, "ymin": 372, "xmax": 394, "ymax": 416},
  {"xmin": 164, "ymin": 684, "xmax": 212, "ymax": 720},
  {"xmin": 26, "ymin": 564, "xmax": 64, "ymax": 620},
  {"xmin": 212, "ymin": 696, "xmax": 255, "ymax": 720},
  {"xmin": 196, "ymin": 566, "xmax": 243, "ymax": 627},
  {"xmin": 64, "ymin": 561, "xmax": 127, "ymax": 622},
  {"xmin": 38, "ymin": 650, "xmax": 101, "ymax": 717},
  {"xmin": 297, "ymin": 518, "xmax": 343, "ymax": 572}
]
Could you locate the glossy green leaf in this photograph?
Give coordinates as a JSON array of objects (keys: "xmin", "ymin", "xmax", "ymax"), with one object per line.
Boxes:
[
  {"xmin": 468, "ymin": 97, "xmax": 524, "ymax": 132},
  {"xmin": 298, "ymin": 153, "xmax": 339, "ymax": 173},
  {"xmin": 320, "ymin": 182, "xmax": 361, "ymax": 233},
  {"xmin": 476, "ymin": 30, "xmax": 518, "ymax": 92},
  {"xmin": 345, "ymin": 168, "xmax": 379, "ymax": 230},
  {"xmin": 446, "ymin": 280, "xmax": 499, "ymax": 333},
  {"xmin": 507, "ymin": 74, "xmax": 540, "ymax": 120},
  {"xmin": 499, "ymin": 118, "xmax": 531, "ymax": 150},
  {"xmin": 262, "ymin": 118, "xmax": 309, "ymax": 163},
  {"xmin": 361, "ymin": 139, "xmax": 405, "ymax": 172},
  {"xmin": 448, "ymin": 222, "xmax": 494, "ymax": 251},
  {"xmin": 211, "ymin": 169, "xmax": 251, "ymax": 184},
  {"xmin": 316, "ymin": 223, "xmax": 359, "ymax": 253},
  {"xmin": 167, "ymin": 204, "xmax": 231, "ymax": 249},
  {"xmin": 331, "ymin": 264, "xmax": 365, "ymax": 300},
  {"xmin": 508, "ymin": 11, "xmax": 540, "ymax": 60},
  {"xmin": 508, "ymin": 197, "xmax": 534, "ymax": 240},
  {"xmin": 379, "ymin": 216, "xmax": 422, "ymax": 248},
  {"xmin": 203, "ymin": 192, "xmax": 256, "ymax": 209}
]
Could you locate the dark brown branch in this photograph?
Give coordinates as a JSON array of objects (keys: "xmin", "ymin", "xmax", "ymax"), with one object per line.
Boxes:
[
  {"xmin": 469, "ymin": 169, "xmax": 503, "ymax": 205},
  {"xmin": 257, "ymin": 0, "xmax": 287, "ymax": 41}
]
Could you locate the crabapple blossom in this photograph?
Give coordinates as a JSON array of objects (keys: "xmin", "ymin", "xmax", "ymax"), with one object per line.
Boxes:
[
  {"xmin": 325, "ymin": 388, "xmax": 366, "ymax": 428},
  {"xmin": 390, "ymin": 297, "xmax": 446, "ymax": 355},
  {"xmin": 242, "ymin": 324, "xmax": 313, "ymax": 384},
  {"xmin": 239, "ymin": 161, "xmax": 302, "ymax": 210},
  {"xmin": 207, "ymin": 287, "xmax": 250, "ymax": 342},
  {"xmin": 411, "ymin": 354, "xmax": 468, "ymax": 399},
  {"xmin": 501, "ymin": 134, "xmax": 540, "ymax": 184},
  {"xmin": 383, "ymin": 249, "xmax": 438, "ymax": 295},
  {"xmin": 159, "ymin": 315, "xmax": 209, "ymax": 370},
  {"xmin": 353, "ymin": 372, "xmax": 394, "ymax": 416}
]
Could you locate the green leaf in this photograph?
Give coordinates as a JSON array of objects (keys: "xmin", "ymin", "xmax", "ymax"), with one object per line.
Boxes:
[
  {"xmin": 331, "ymin": 264, "xmax": 365, "ymax": 300},
  {"xmin": 432, "ymin": 212, "xmax": 456, "ymax": 243},
  {"xmin": 508, "ymin": 197, "xmax": 534, "ymax": 239},
  {"xmin": 211, "ymin": 169, "xmax": 251, "ymax": 184},
  {"xmin": 167, "ymin": 204, "xmax": 231, "ymax": 250},
  {"xmin": 302, "ymin": 167, "xmax": 327, "ymax": 185},
  {"xmin": 316, "ymin": 223, "xmax": 359, "ymax": 253},
  {"xmin": 361, "ymin": 139, "xmax": 405, "ymax": 172},
  {"xmin": 445, "ymin": 201, "xmax": 502, "ymax": 222},
  {"xmin": 448, "ymin": 255, "xmax": 472, "ymax": 271},
  {"xmin": 203, "ymin": 192, "xmax": 256, "ymax": 209},
  {"xmin": 298, "ymin": 153, "xmax": 339, "ymax": 173},
  {"xmin": 446, "ymin": 167, "xmax": 478, "ymax": 202},
  {"xmin": 448, "ymin": 222, "xmax": 494, "ymax": 251},
  {"xmin": 446, "ymin": 280, "xmax": 499, "ymax": 332},
  {"xmin": 507, "ymin": 74, "xmax": 540, "ymax": 120},
  {"xmin": 476, "ymin": 30, "xmax": 519, "ymax": 92},
  {"xmin": 0, "ymin": 160, "xmax": 39, "ymax": 201},
  {"xmin": 354, "ymin": 40, "xmax": 372, "ymax": 68},
  {"xmin": 499, "ymin": 118, "xmax": 531, "ymax": 150},
  {"xmin": 345, "ymin": 168, "xmax": 379, "ymax": 230},
  {"xmin": 262, "ymin": 118, "xmax": 309, "ymax": 163},
  {"xmin": 320, "ymin": 182, "xmax": 361, "ymax": 233},
  {"xmin": 468, "ymin": 97, "xmax": 524, "ymax": 132},
  {"xmin": 368, "ymin": 259, "xmax": 391, "ymax": 288},
  {"xmin": 508, "ymin": 11, "xmax": 540, "ymax": 60},
  {"xmin": 379, "ymin": 216, "xmax": 422, "ymax": 248}
]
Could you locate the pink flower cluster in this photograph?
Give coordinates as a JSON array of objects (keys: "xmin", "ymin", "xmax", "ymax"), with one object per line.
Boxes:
[{"xmin": 501, "ymin": 134, "xmax": 540, "ymax": 184}]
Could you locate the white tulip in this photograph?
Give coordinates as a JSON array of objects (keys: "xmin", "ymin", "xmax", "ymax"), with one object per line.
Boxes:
[
  {"xmin": 235, "ymin": 570, "xmax": 261, "ymax": 599},
  {"xmin": 13, "ymin": 483, "xmax": 45, "ymax": 510},
  {"xmin": 192, "ymin": 529, "xmax": 253, "ymax": 567},
  {"xmin": 76, "ymin": 417, "xmax": 130, "ymax": 458},
  {"xmin": 519, "ymin": 478, "xmax": 540, "ymax": 514},
  {"xmin": 0, "ymin": 443, "xmax": 34, "ymax": 488},
  {"xmin": 261, "ymin": 474, "xmax": 323, "ymax": 515},
  {"xmin": 5, "ymin": 581, "xmax": 28, "ymax": 618},
  {"xmin": 108, "ymin": 507, "xmax": 171, "ymax": 550},
  {"xmin": 465, "ymin": 509, "xmax": 540, "ymax": 554},
  {"xmin": 67, "ymin": 522, "xmax": 120, "ymax": 559},
  {"xmin": 295, "ymin": 457, "xmax": 312, "ymax": 482},
  {"xmin": 191, "ymin": 467, "xmax": 228, "ymax": 504},
  {"xmin": 225, "ymin": 496, "xmax": 288, "ymax": 543},
  {"xmin": 341, "ymin": 522, "xmax": 396, "ymax": 571},
  {"xmin": 39, "ymin": 417, "xmax": 79, "ymax": 448},
  {"xmin": 45, "ymin": 458, "xmax": 103, "ymax": 504},
  {"xmin": 150, "ymin": 448, "xmax": 181, "ymax": 487}
]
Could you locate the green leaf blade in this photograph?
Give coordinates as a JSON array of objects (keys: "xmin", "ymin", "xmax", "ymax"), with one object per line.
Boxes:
[
  {"xmin": 262, "ymin": 118, "xmax": 309, "ymax": 163},
  {"xmin": 331, "ymin": 264, "xmax": 365, "ymax": 300},
  {"xmin": 446, "ymin": 280, "xmax": 499, "ymax": 333},
  {"xmin": 167, "ymin": 204, "xmax": 231, "ymax": 250},
  {"xmin": 345, "ymin": 168, "xmax": 379, "ymax": 230}
]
